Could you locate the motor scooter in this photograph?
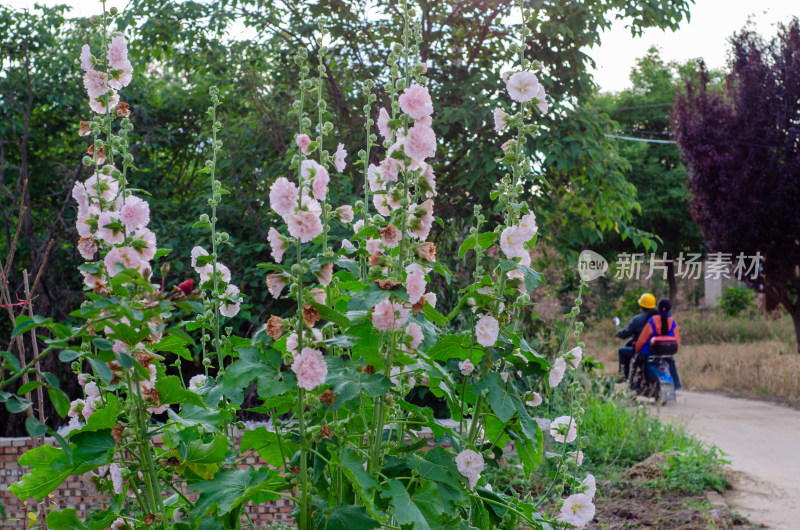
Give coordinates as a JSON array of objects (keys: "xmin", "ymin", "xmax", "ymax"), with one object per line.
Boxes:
[{"xmin": 613, "ymin": 317, "xmax": 677, "ymax": 404}]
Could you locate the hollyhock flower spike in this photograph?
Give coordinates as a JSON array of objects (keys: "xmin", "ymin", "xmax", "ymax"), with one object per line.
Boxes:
[
  {"xmin": 270, "ymin": 177, "xmax": 299, "ymax": 218},
  {"xmin": 506, "ymin": 71, "xmax": 540, "ymax": 103},
  {"xmin": 292, "ymin": 347, "xmax": 328, "ymax": 391}
]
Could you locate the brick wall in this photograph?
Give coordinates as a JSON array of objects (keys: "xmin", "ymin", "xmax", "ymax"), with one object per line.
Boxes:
[{"xmin": 0, "ymin": 437, "xmax": 294, "ymax": 528}]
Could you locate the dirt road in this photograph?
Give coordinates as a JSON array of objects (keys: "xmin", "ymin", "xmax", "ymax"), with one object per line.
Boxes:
[{"xmin": 659, "ymin": 391, "xmax": 800, "ymax": 529}]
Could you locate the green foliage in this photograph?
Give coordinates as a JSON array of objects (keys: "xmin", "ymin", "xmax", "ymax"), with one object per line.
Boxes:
[{"xmin": 717, "ymin": 285, "xmax": 756, "ymax": 317}]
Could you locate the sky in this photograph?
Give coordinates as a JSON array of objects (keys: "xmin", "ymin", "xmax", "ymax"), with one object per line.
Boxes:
[
  {"xmin": 589, "ymin": 0, "xmax": 800, "ymax": 93},
  {"xmin": 4, "ymin": 0, "xmax": 799, "ymax": 93}
]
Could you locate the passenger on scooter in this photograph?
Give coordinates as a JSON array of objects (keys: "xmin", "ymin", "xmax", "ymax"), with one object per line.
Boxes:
[
  {"xmin": 635, "ymin": 298, "xmax": 682, "ymax": 390},
  {"xmin": 615, "ymin": 293, "xmax": 657, "ymax": 381}
]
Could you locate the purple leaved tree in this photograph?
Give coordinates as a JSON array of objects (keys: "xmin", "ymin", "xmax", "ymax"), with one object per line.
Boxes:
[{"xmin": 673, "ymin": 19, "xmax": 800, "ymax": 352}]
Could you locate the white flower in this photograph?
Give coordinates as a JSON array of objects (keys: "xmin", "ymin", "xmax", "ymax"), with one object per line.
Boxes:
[
  {"xmin": 549, "ymin": 415, "xmax": 577, "ymax": 444},
  {"xmin": 493, "ymin": 107, "xmax": 509, "ymax": 133},
  {"xmin": 109, "ymin": 463, "xmax": 123, "ymax": 494},
  {"xmin": 571, "ymin": 450, "xmax": 584, "ymax": 467},
  {"xmin": 559, "ymin": 493, "xmax": 595, "ymax": 527},
  {"xmin": 455, "ymin": 449, "xmax": 485, "ymax": 490},
  {"xmin": 334, "ymin": 143, "xmax": 347, "ymax": 172},
  {"xmin": 506, "ymin": 71, "xmax": 540, "ymax": 103},
  {"xmin": 566, "ymin": 346, "xmax": 583, "ymax": 369},
  {"xmin": 525, "ymin": 392, "xmax": 542, "ymax": 407},
  {"xmin": 535, "ymin": 83, "xmax": 548, "ymax": 113},
  {"xmin": 188, "ymin": 375, "xmax": 208, "ymax": 392},
  {"xmin": 549, "ymin": 357, "xmax": 567, "ymax": 388},
  {"xmin": 581, "ymin": 474, "xmax": 597, "ymax": 499},
  {"xmin": 458, "ymin": 359, "xmax": 475, "ymax": 376}
]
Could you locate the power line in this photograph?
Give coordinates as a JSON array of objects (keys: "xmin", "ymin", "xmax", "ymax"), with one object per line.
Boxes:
[{"xmin": 605, "ymin": 134, "xmax": 677, "ymax": 144}]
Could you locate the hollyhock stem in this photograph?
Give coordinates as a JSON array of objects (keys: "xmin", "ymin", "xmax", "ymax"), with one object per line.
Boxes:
[
  {"xmin": 207, "ymin": 91, "xmax": 223, "ymax": 370},
  {"xmin": 297, "ymin": 389, "xmax": 310, "ymax": 530}
]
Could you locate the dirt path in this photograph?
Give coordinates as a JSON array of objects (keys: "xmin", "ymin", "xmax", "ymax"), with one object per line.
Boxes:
[{"xmin": 658, "ymin": 391, "xmax": 800, "ymax": 529}]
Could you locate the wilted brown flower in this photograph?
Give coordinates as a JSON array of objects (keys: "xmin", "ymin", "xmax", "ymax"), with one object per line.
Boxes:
[
  {"xmin": 79, "ymin": 121, "xmax": 92, "ymax": 137},
  {"xmin": 368, "ymin": 252, "xmax": 384, "ymax": 267},
  {"xmin": 412, "ymin": 298, "xmax": 426, "ymax": 316},
  {"xmin": 136, "ymin": 352, "xmax": 156, "ymax": 368},
  {"xmin": 320, "ymin": 425, "xmax": 333, "ymax": 439},
  {"xmin": 111, "ymin": 424, "xmax": 125, "ymax": 444},
  {"xmin": 144, "ymin": 513, "xmax": 156, "ymax": 526},
  {"xmin": 116, "ymin": 101, "xmax": 131, "ymax": 118},
  {"xmin": 376, "ymin": 279, "xmax": 400, "ymax": 290},
  {"xmin": 303, "ymin": 305, "xmax": 320, "ymax": 326},
  {"xmin": 417, "ymin": 242, "xmax": 436, "ymax": 262},
  {"xmin": 361, "ymin": 365, "xmax": 376, "ymax": 375},
  {"xmin": 319, "ymin": 389, "xmax": 335, "ymax": 407},
  {"xmin": 86, "ymin": 145, "xmax": 106, "ymax": 165},
  {"xmin": 266, "ymin": 315, "xmax": 283, "ymax": 340}
]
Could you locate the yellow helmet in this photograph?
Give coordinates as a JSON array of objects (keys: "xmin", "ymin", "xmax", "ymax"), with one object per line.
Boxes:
[{"xmin": 638, "ymin": 293, "xmax": 656, "ymax": 309}]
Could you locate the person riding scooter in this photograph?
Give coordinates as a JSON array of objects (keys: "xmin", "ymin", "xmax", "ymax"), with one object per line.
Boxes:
[
  {"xmin": 634, "ymin": 298, "xmax": 682, "ymax": 390},
  {"xmin": 615, "ymin": 293, "xmax": 657, "ymax": 381}
]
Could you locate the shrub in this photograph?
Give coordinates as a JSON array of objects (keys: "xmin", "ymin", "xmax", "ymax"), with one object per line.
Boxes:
[{"xmin": 717, "ymin": 285, "xmax": 755, "ymax": 317}]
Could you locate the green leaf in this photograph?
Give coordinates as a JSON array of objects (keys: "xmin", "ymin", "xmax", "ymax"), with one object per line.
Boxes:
[
  {"xmin": 347, "ymin": 282, "xmax": 391, "ymax": 311},
  {"xmin": 313, "ymin": 503, "xmax": 380, "ymax": 530},
  {"xmin": 48, "ymin": 387, "xmax": 70, "ymax": 417},
  {"xmin": 25, "ymin": 416, "xmax": 47, "ymax": 438},
  {"xmin": 91, "ymin": 338, "xmax": 114, "ymax": 351},
  {"xmin": 67, "ymin": 395, "xmax": 120, "ymax": 437},
  {"xmin": 154, "ymin": 333, "xmax": 194, "ymax": 361},
  {"xmin": 88, "ymin": 357, "xmax": 113, "ymax": 384},
  {"xmin": 167, "ymin": 404, "xmax": 232, "ymax": 433},
  {"xmin": 190, "ymin": 467, "xmax": 285, "ymax": 517},
  {"xmin": 423, "ymin": 302, "xmax": 449, "ymax": 326},
  {"xmin": 471, "ymin": 373, "xmax": 517, "ymax": 422},
  {"xmin": 310, "ymin": 301, "xmax": 350, "ymax": 328},
  {"xmin": 222, "ymin": 347, "xmax": 294, "ymax": 406},
  {"xmin": 154, "ymin": 248, "xmax": 172, "ymax": 259},
  {"xmin": 46, "ymin": 509, "xmax": 88, "ymax": 530},
  {"xmin": 458, "ymin": 235, "xmax": 476, "ymax": 259},
  {"xmin": 17, "ymin": 381, "xmax": 45, "ymax": 395},
  {"xmin": 0, "ymin": 351, "xmax": 21, "ymax": 373},
  {"xmin": 11, "ymin": 315, "xmax": 48, "ymax": 338},
  {"xmin": 336, "ymin": 448, "xmax": 379, "ymax": 511},
  {"xmin": 382, "ymin": 479, "xmax": 435, "ymax": 530},
  {"xmin": 180, "ymin": 436, "xmax": 229, "ymax": 465},
  {"xmin": 5, "ymin": 395, "xmax": 31, "ymax": 413},
  {"xmin": 156, "ymin": 376, "xmax": 206, "ymax": 407},
  {"xmin": 58, "ymin": 349, "xmax": 80, "ymax": 362},
  {"xmin": 427, "ymin": 334, "xmax": 474, "ymax": 362},
  {"xmin": 240, "ymin": 427, "xmax": 298, "ymax": 469}
]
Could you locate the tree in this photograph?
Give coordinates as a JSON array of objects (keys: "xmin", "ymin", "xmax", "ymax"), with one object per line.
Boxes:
[
  {"xmin": 673, "ymin": 19, "xmax": 800, "ymax": 351},
  {"xmin": 593, "ymin": 47, "xmax": 704, "ymax": 303}
]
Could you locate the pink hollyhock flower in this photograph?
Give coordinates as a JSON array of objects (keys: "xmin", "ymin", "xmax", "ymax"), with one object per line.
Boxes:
[
  {"xmin": 292, "ymin": 347, "xmax": 328, "ymax": 390},
  {"xmin": 89, "ymin": 92, "xmax": 120, "ymax": 114},
  {"xmin": 120, "ymin": 196, "xmax": 150, "ymax": 230},
  {"xmin": 312, "ymin": 171, "xmax": 329, "ymax": 201},
  {"xmin": 506, "ymin": 71, "xmax": 540, "ymax": 103},
  {"xmin": 372, "ymin": 299, "xmax": 409, "ymax": 331},
  {"xmin": 107, "ymin": 36, "xmax": 133, "ymax": 89},
  {"xmin": 269, "ymin": 177, "xmax": 299, "ymax": 217},
  {"xmin": 97, "ymin": 211, "xmax": 124, "ymax": 244},
  {"xmin": 199, "ymin": 262, "xmax": 231, "ymax": 285},
  {"xmin": 404, "ymin": 263, "xmax": 426, "ymax": 304},
  {"xmin": 499, "ymin": 226, "xmax": 525, "ymax": 259},
  {"xmin": 406, "ymin": 322, "xmax": 423, "ymax": 349},
  {"xmin": 378, "ymin": 156, "xmax": 400, "ymax": 183},
  {"xmin": 404, "ymin": 122, "xmax": 436, "ymax": 163},
  {"xmin": 109, "ymin": 463, "xmax": 123, "ymax": 494},
  {"xmin": 380, "ymin": 224, "xmax": 402, "ymax": 249},
  {"xmin": 455, "ymin": 449, "xmax": 485, "ymax": 490},
  {"xmin": 84, "ymin": 70, "xmax": 110, "ymax": 99},
  {"xmin": 501, "ymin": 70, "xmax": 514, "ymax": 83},
  {"xmin": 335, "ymin": 205, "xmax": 354, "ymax": 223},
  {"xmin": 377, "ymin": 107, "xmax": 392, "ymax": 140},
  {"xmin": 408, "ymin": 199, "xmax": 435, "ymax": 240},
  {"xmin": 535, "ymin": 84, "xmax": 548, "ymax": 114},
  {"xmin": 188, "ymin": 375, "xmax": 207, "ymax": 392},
  {"xmin": 353, "ymin": 219, "xmax": 365, "ymax": 234},
  {"xmin": 296, "ymin": 134, "xmax": 312, "ymax": 154},
  {"xmin": 267, "ymin": 227, "xmax": 286, "ymax": 262},
  {"xmin": 518, "ymin": 212, "xmax": 538, "ymax": 241},
  {"xmin": 373, "ymin": 193, "xmax": 391, "ymax": 217},
  {"xmin": 80, "ymin": 270, "xmax": 103, "ymax": 289},
  {"xmin": 84, "ymin": 172, "xmax": 119, "ymax": 203},
  {"xmin": 549, "ymin": 357, "xmax": 567, "ymax": 388},
  {"xmin": 68, "ymin": 398, "xmax": 85, "ymax": 419},
  {"xmin": 334, "ymin": 143, "xmax": 347, "ymax": 172},
  {"xmin": 132, "ymin": 227, "xmax": 157, "ymax": 261},
  {"xmin": 72, "ymin": 181, "xmax": 89, "ymax": 211},
  {"xmin": 581, "ymin": 474, "xmax": 597, "ymax": 498},
  {"xmin": 104, "ymin": 246, "xmax": 141, "ymax": 276},
  {"xmin": 266, "ymin": 274, "xmax": 286, "ymax": 298},
  {"xmin": 315, "ymin": 262, "xmax": 333, "ymax": 287},
  {"xmin": 507, "ymin": 269, "xmax": 526, "ymax": 292},
  {"xmin": 77, "ymin": 373, "xmax": 89, "ymax": 387},
  {"xmin": 80, "ymin": 44, "xmax": 93, "ymax": 72},
  {"xmin": 399, "ymin": 83, "xmax": 433, "ymax": 120},
  {"xmin": 494, "ymin": 107, "xmax": 509, "ymax": 133},
  {"xmin": 77, "ymin": 237, "xmax": 97, "ymax": 260},
  {"xmin": 219, "ymin": 284, "xmax": 241, "ymax": 318},
  {"xmin": 560, "ymin": 493, "xmax": 595, "ymax": 527},
  {"xmin": 300, "ymin": 191, "xmax": 322, "ymax": 216},
  {"xmin": 566, "ymin": 346, "xmax": 583, "ymax": 369},
  {"xmin": 286, "ymin": 210, "xmax": 323, "ymax": 243},
  {"xmin": 526, "ymin": 392, "xmax": 543, "ymax": 407},
  {"xmin": 422, "ymin": 292, "xmax": 437, "ymax": 308},
  {"xmin": 475, "ymin": 314, "xmax": 499, "ymax": 347},
  {"xmin": 310, "ymin": 287, "xmax": 326, "ymax": 304},
  {"xmin": 367, "ymin": 164, "xmax": 384, "ymax": 192},
  {"xmin": 458, "ymin": 359, "xmax": 475, "ymax": 376},
  {"xmin": 420, "ymin": 163, "xmax": 437, "ymax": 198},
  {"xmin": 572, "ymin": 450, "xmax": 585, "ymax": 467},
  {"xmin": 416, "ymin": 115, "xmax": 432, "ymax": 128},
  {"xmin": 549, "ymin": 415, "xmax": 577, "ymax": 443},
  {"xmin": 366, "ymin": 238, "xmax": 382, "ymax": 255}
]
